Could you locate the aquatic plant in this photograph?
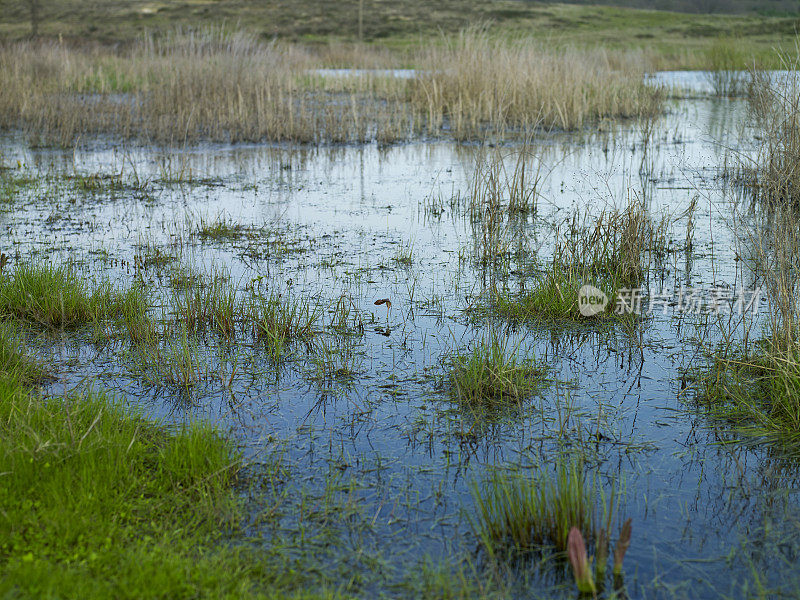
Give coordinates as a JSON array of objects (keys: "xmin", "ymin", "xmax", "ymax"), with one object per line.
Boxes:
[
  {"xmin": 735, "ymin": 48, "xmax": 800, "ymax": 209},
  {"xmin": 0, "ymin": 27, "xmax": 663, "ymax": 146},
  {"xmin": 704, "ymin": 36, "xmax": 751, "ymax": 97},
  {"xmin": 568, "ymin": 527, "xmax": 596, "ymax": 595},
  {"xmin": 193, "ymin": 213, "xmax": 248, "ymax": 241},
  {"xmin": 691, "ymin": 339, "xmax": 800, "ymax": 444},
  {"xmin": 247, "ymin": 290, "xmax": 319, "ymax": 361},
  {"xmin": 446, "ymin": 331, "xmax": 548, "ymax": 407},
  {"xmin": 0, "ymin": 262, "xmax": 135, "ymax": 329},
  {"xmin": 487, "ymin": 197, "xmax": 667, "ymax": 321},
  {"xmin": 613, "ymin": 518, "xmax": 633, "ymax": 576},
  {"xmin": 470, "ymin": 458, "xmax": 612, "ymax": 555},
  {"xmin": 411, "ymin": 27, "xmax": 663, "ymax": 136}
]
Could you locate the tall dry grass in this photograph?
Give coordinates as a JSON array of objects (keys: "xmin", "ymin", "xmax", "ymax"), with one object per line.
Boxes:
[
  {"xmin": 732, "ymin": 46, "xmax": 800, "ymax": 344},
  {"xmin": 410, "ymin": 29, "xmax": 663, "ymax": 136},
  {"xmin": 0, "ymin": 27, "xmax": 663, "ymax": 146},
  {"xmin": 740, "ymin": 61, "xmax": 800, "ymax": 210}
]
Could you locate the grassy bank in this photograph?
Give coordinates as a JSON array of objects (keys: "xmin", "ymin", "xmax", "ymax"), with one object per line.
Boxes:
[{"xmin": 0, "ymin": 331, "xmax": 269, "ymax": 598}]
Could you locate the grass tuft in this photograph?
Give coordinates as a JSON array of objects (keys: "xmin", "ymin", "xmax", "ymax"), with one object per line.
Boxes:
[
  {"xmin": 247, "ymin": 291, "xmax": 320, "ymax": 361},
  {"xmin": 488, "ymin": 198, "xmax": 666, "ymax": 321},
  {"xmin": 690, "ymin": 339, "xmax": 800, "ymax": 445},
  {"xmin": 0, "ymin": 263, "xmax": 132, "ymax": 329},
  {"xmin": 446, "ymin": 331, "xmax": 548, "ymax": 408},
  {"xmin": 470, "ymin": 458, "xmax": 618, "ymax": 557},
  {"xmin": 0, "ymin": 372, "xmax": 270, "ymax": 598}
]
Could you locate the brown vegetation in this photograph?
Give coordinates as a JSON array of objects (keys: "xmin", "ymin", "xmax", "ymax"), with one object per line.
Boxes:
[{"xmin": 0, "ymin": 28, "xmax": 663, "ymax": 146}]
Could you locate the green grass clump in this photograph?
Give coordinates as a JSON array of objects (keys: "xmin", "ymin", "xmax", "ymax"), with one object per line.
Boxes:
[
  {"xmin": 488, "ymin": 200, "xmax": 665, "ymax": 321},
  {"xmin": 173, "ymin": 275, "xmax": 238, "ymax": 339},
  {"xmin": 247, "ymin": 291, "xmax": 319, "ymax": 361},
  {"xmin": 194, "ymin": 215, "xmax": 247, "ymax": 241},
  {"xmin": 470, "ymin": 458, "xmax": 616, "ymax": 557},
  {"xmin": 0, "ymin": 171, "xmax": 38, "ymax": 205},
  {"xmin": 447, "ymin": 332, "xmax": 548, "ymax": 407},
  {"xmin": 116, "ymin": 283, "xmax": 156, "ymax": 345},
  {"xmin": 493, "ymin": 265, "xmax": 587, "ymax": 321},
  {"xmin": 692, "ymin": 340, "xmax": 800, "ymax": 444},
  {"xmin": 130, "ymin": 327, "xmax": 210, "ymax": 392},
  {"xmin": 0, "ymin": 375, "xmax": 258, "ymax": 599},
  {"xmin": 0, "ymin": 263, "xmax": 132, "ymax": 329}
]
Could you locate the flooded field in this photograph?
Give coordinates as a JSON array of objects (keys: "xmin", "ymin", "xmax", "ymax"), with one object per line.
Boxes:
[{"xmin": 2, "ymin": 70, "xmax": 800, "ymax": 598}]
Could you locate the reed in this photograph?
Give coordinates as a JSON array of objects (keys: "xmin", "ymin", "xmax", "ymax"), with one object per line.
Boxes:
[
  {"xmin": 446, "ymin": 331, "xmax": 548, "ymax": 408},
  {"xmin": 470, "ymin": 458, "xmax": 618, "ymax": 556},
  {"xmin": 410, "ymin": 28, "xmax": 663, "ymax": 137},
  {"xmin": 0, "ymin": 28, "xmax": 664, "ymax": 146},
  {"xmin": 737, "ymin": 50, "xmax": 800, "ymax": 209},
  {"xmin": 704, "ymin": 36, "xmax": 751, "ymax": 97}
]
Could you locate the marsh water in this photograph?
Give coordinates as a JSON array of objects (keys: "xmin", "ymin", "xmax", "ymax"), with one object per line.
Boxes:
[{"xmin": 2, "ymin": 73, "xmax": 798, "ymax": 598}]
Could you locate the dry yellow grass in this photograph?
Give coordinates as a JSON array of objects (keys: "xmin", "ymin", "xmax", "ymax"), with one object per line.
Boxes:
[
  {"xmin": 410, "ymin": 29, "xmax": 662, "ymax": 135},
  {"xmin": 0, "ymin": 28, "xmax": 663, "ymax": 146}
]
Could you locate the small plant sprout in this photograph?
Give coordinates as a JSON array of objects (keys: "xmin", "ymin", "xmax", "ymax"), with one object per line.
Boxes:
[
  {"xmin": 595, "ymin": 527, "xmax": 609, "ymax": 581},
  {"xmin": 374, "ymin": 298, "xmax": 392, "ymax": 323},
  {"xmin": 568, "ymin": 527, "xmax": 596, "ymax": 595},
  {"xmin": 613, "ymin": 518, "xmax": 633, "ymax": 576}
]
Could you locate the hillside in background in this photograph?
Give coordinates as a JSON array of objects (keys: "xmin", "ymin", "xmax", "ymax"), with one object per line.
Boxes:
[
  {"xmin": 0, "ymin": 0, "xmax": 797, "ymax": 64},
  {"xmin": 539, "ymin": 0, "xmax": 800, "ymax": 14}
]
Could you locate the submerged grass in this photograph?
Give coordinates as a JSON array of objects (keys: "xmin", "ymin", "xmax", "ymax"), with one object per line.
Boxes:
[
  {"xmin": 173, "ymin": 272, "xmax": 238, "ymax": 339},
  {"xmin": 704, "ymin": 36, "xmax": 752, "ymax": 97},
  {"xmin": 194, "ymin": 214, "xmax": 249, "ymax": 241},
  {"xmin": 0, "ymin": 321, "xmax": 45, "ymax": 384}
]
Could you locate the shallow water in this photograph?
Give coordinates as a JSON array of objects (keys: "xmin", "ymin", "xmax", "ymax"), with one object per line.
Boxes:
[{"xmin": 2, "ymin": 75, "xmax": 798, "ymax": 598}]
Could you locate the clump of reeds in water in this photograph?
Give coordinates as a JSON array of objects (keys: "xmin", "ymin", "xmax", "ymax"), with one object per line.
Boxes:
[
  {"xmin": 491, "ymin": 197, "xmax": 668, "ymax": 320},
  {"xmin": 446, "ymin": 330, "xmax": 548, "ymax": 410},
  {"xmin": 471, "ymin": 459, "xmax": 601, "ymax": 556},
  {"xmin": 471, "ymin": 458, "xmax": 633, "ymax": 594},
  {"xmin": 0, "ymin": 26, "xmax": 663, "ymax": 146},
  {"xmin": 690, "ymin": 187, "xmax": 800, "ymax": 445},
  {"xmin": 410, "ymin": 27, "xmax": 663, "ymax": 137},
  {"xmin": 703, "ymin": 36, "xmax": 751, "ymax": 97},
  {"xmin": 690, "ymin": 327, "xmax": 800, "ymax": 447},
  {"xmin": 733, "ymin": 48, "xmax": 800, "ymax": 207}
]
